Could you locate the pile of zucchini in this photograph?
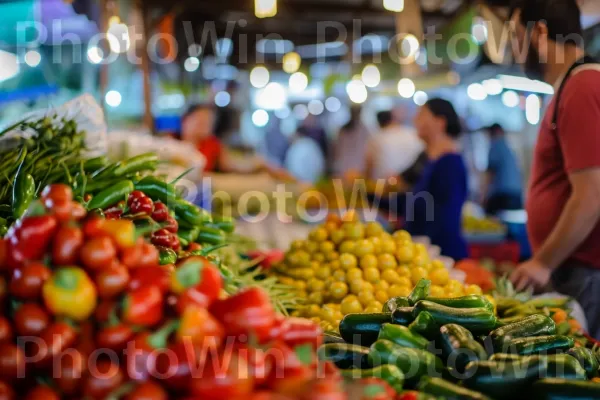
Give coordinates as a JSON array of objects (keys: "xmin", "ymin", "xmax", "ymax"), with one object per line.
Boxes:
[{"xmin": 318, "ymin": 279, "xmax": 600, "ymax": 400}]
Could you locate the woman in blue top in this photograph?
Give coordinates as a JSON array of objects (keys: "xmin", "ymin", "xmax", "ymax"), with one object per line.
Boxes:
[{"xmin": 405, "ymin": 98, "xmax": 469, "ymax": 260}]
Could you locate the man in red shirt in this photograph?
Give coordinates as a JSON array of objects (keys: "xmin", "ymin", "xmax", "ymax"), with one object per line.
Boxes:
[{"xmin": 509, "ymin": 0, "xmax": 600, "ymax": 338}]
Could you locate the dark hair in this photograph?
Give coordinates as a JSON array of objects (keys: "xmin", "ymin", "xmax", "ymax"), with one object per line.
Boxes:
[
  {"xmin": 510, "ymin": 0, "xmax": 583, "ymax": 46},
  {"xmin": 425, "ymin": 98, "xmax": 462, "ymax": 138},
  {"xmin": 182, "ymin": 104, "xmax": 214, "ymax": 122},
  {"xmin": 376, "ymin": 111, "xmax": 393, "ymax": 128}
]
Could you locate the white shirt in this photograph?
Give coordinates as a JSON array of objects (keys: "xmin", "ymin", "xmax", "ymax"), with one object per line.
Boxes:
[
  {"xmin": 367, "ymin": 124, "xmax": 425, "ymax": 180},
  {"xmin": 284, "ymin": 137, "xmax": 325, "ymax": 183}
]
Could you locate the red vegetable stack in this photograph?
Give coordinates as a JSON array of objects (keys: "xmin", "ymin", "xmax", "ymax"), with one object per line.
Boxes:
[{"xmin": 0, "ymin": 185, "xmax": 342, "ymax": 400}]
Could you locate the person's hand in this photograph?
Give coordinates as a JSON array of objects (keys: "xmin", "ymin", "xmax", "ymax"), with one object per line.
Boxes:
[{"xmin": 509, "ymin": 258, "xmax": 552, "ymax": 292}]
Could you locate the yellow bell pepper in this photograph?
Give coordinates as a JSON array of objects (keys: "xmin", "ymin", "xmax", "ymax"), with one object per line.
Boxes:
[
  {"xmin": 43, "ymin": 267, "xmax": 97, "ymax": 321},
  {"xmin": 97, "ymin": 220, "xmax": 136, "ymax": 249}
]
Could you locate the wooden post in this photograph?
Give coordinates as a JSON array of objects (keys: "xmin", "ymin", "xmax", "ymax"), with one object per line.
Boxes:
[
  {"xmin": 395, "ymin": 0, "xmax": 423, "ymax": 77},
  {"xmin": 138, "ymin": 0, "xmax": 154, "ymax": 134}
]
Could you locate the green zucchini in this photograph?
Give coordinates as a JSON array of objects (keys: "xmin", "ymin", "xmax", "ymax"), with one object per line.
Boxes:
[
  {"xmin": 408, "ymin": 279, "xmax": 431, "ymax": 305},
  {"xmin": 568, "ymin": 347, "xmax": 599, "ymax": 378},
  {"xmin": 424, "ymin": 295, "xmax": 493, "ymax": 311},
  {"xmin": 408, "ymin": 311, "xmax": 439, "ymax": 340},
  {"xmin": 369, "ymin": 339, "xmax": 445, "ymax": 386},
  {"xmin": 489, "ymin": 314, "xmax": 557, "ymax": 351},
  {"xmin": 504, "ymin": 335, "xmax": 574, "ymax": 356},
  {"xmin": 418, "ymin": 376, "xmax": 492, "ymax": 400},
  {"xmin": 439, "ymin": 324, "xmax": 488, "ymax": 373},
  {"xmin": 378, "ymin": 323, "xmax": 429, "ymax": 350},
  {"xmin": 543, "ymin": 354, "xmax": 587, "ymax": 380},
  {"xmin": 391, "ymin": 307, "xmax": 415, "ymax": 326},
  {"xmin": 317, "ymin": 343, "xmax": 371, "ymax": 369},
  {"xmin": 383, "ymin": 296, "xmax": 410, "ymax": 313},
  {"xmin": 341, "ymin": 365, "xmax": 405, "ymax": 393},
  {"xmin": 413, "ymin": 301, "xmax": 497, "ymax": 335},
  {"xmin": 339, "ymin": 313, "xmax": 391, "ymax": 347},
  {"xmin": 463, "ymin": 358, "xmax": 548, "ymax": 400},
  {"xmin": 530, "ymin": 378, "xmax": 600, "ymax": 399},
  {"xmin": 489, "ymin": 353, "xmax": 522, "ymax": 362}
]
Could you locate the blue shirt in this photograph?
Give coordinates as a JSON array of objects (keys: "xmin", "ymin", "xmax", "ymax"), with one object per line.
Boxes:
[
  {"xmin": 405, "ymin": 153, "xmax": 469, "ymax": 260},
  {"xmin": 488, "ymin": 137, "xmax": 523, "ymax": 197}
]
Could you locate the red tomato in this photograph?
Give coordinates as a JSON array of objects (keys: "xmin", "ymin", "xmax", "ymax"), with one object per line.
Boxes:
[
  {"xmin": 248, "ymin": 392, "xmax": 295, "ymax": 400},
  {"xmin": 128, "ymin": 191, "xmax": 147, "ymax": 207},
  {"xmin": 0, "ymin": 381, "xmax": 15, "ymax": 400},
  {"xmin": 122, "ymin": 286, "xmax": 163, "ymax": 327},
  {"xmin": 94, "ymin": 299, "xmax": 118, "ymax": 324},
  {"xmin": 70, "ymin": 201, "xmax": 87, "ymax": 221},
  {"xmin": 24, "ymin": 386, "xmax": 60, "ymax": 400},
  {"xmin": 9, "ymin": 263, "xmax": 51, "ymax": 299},
  {"xmin": 54, "ymin": 348, "xmax": 85, "ymax": 395},
  {"xmin": 82, "ymin": 360, "xmax": 124, "ymax": 399},
  {"xmin": 120, "ymin": 245, "xmax": 141, "ymax": 268},
  {"xmin": 96, "ymin": 324, "xmax": 134, "ymax": 352},
  {"xmin": 46, "ymin": 198, "xmax": 73, "ymax": 222},
  {"xmin": 52, "ymin": 225, "xmax": 84, "ymax": 266},
  {"xmin": 6, "ymin": 215, "xmax": 58, "ymax": 268},
  {"xmin": 151, "ymin": 202, "xmax": 169, "ymax": 223},
  {"xmin": 164, "ymin": 217, "xmax": 179, "ymax": 233},
  {"xmin": 136, "ymin": 242, "xmax": 160, "ymax": 268},
  {"xmin": 80, "ymin": 236, "xmax": 117, "ymax": 271},
  {"xmin": 128, "ymin": 266, "xmax": 171, "ymax": 294},
  {"xmin": 234, "ymin": 344, "xmax": 271, "ymax": 386},
  {"xmin": 125, "ymin": 333, "xmax": 157, "ymax": 382},
  {"xmin": 28, "ymin": 322, "xmax": 77, "ymax": 368},
  {"xmin": 126, "ymin": 381, "xmax": 168, "ymax": 400},
  {"xmin": 41, "ymin": 184, "xmax": 73, "ymax": 205},
  {"xmin": 131, "ymin": 197, "xmax": 154, "ymax": 215},
  {"xmin": 95, "ymin": 263, "xmax": 130, "ymax": 299},
  {"xmin": 280, "ymin": 318, "xmax": 323, "ymax": 348},
  {"xmin": 153, "ymin": 340, "xmax": 199, "ymax": 392},
  {"xmin": 176, "ymin": 306, "xmax": 224, "ymax": 347},
  {"xmin": 358, "ymin": 378, "xmax": 396, "ymax": 400},
  {"xmin": 210, "ymin": 287, "xmax": 275, "ymax": 343},
  {"xmin": 13, "ymin": 303, "xmax": 49, "ymax": 336},
  {"xmin": 268, "ymin": 364, "xmax": 313, "ymax": 397},
  {"xmin": 0, "ymin": 344, "xmax": 25, "ymax": 382},
  {"xmin": 189, "ymin": 352, "xmax": 254, "ymax": 400},
  {"xmin": 0, "ymin": 319, "xmax": 11, "ymax": 344},
  {"xmin": 396, "ymin": 391, "xmax": 420, "ymax": 400},
  {"xmin": 151, "ymin": 229, "xmax": 176, "ymax": 249},
  {"xmin": 0, "ymin": 240, "xmax": 7, "ymax": 270},
  {"xmin": 306, "ymin": 378, "xmax": 347, "ymax": 400}
]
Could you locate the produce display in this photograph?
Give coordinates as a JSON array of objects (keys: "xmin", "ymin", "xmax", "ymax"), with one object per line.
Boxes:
[
  {"xmin": 462, "ymin": 215, "xmax": 506, "ymax": 235},
  {"xmin": 272, "ymin": 214, "xmax": 484, "ymax": 333},
  {"xmin": 318, "ymin": 278, "xmax": 600, "ymax": 399}
]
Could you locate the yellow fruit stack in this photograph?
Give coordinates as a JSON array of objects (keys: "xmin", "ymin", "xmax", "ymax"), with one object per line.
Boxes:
[{"xmin": 272, "ymin": 213, "xmax": 483, "ymax": 332}]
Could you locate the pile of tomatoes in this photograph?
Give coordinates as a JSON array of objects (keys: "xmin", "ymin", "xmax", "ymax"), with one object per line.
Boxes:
[{"xmin": 0, "ymin": 184, "xmax": 344, "ymax": 400}]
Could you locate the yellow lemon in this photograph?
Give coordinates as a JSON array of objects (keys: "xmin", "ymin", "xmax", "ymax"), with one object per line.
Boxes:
[
  {"xmin": 304, "ymin": 304, "xmax": 321, "ymax": 316},
  {"xmin": 324, "ymin": 221, "xmax": 338, "ymax": 233},
  {"xmin": 290, "ymin": 240, "xmax": 305, "ymax": 250},
  {"xmin": 363, "ymin": 267, "xmax": 381, "ymax": 283},
  {"xmin": 332, "ymin": 270, "xmax": 347, "ymax": 282},
  {"xmin": 329, "ymin": 260, "xmax": 341, "ymax": 270},
  {"xmin": 374, "ymin": 281, "xmax": 390, "ymax": 292},
  {"xmin": 341, "ymin": 298, "xmax": 363, "ymax": 315},
  {"xmin": 326, "ymin": 252, "xmax": 339, "ymax": 262},
  {"xmin": 339, "ymin": 253, "xmax": 358, "ymax": 270},
  {"xmin": 378, "ymin": 254, "xmax": 398, "ymax": 270},
  {"xmin": 362, "ymin": 282, "xmax": 375, "ymax": 292},
  {"xmin": 308, "ymin": 278, "xmax": 325, "ymax": 293},
  {"xmin": 382, "ymin": 269, "xmax": 401, "ymax": 285},
  {"xmin": 414, "ymin": 243, "xmax": 428, "ymax": 256},
  {"xmin": 397, "ymin": 266, "xmax": 411, "ymax": 277},
  {"xmin": 411, "ymin": 267, "xmax": 429, "ymax": 284},
  {"xmin": 369, "ymin": 301, "xmax": 384, "ymax": 310},
  {"xmin": 465, "ymin": 284, "xmax": 483, "ymax": 296},
  {"xmin": 429, "ymin": 268, "xmax": 450, "ymax": 286},
  {"xmin": 412, "ymin": 254, "xmax": 429, "ymax": 268},
  {"xmin": 393, "ymin": 230, "xmax": 412, "ymax": 242},
  {"xmin": 365, "ymin": 222, "xmax": 384, "ymax": 237},
  {"xmin": 339, "ymin": 240, "xmax": 356, "ymax": 254},
  {"xmin": 380, "ymin": 239, "xmax": 397, "ymax": 254},
  {"xmin": 397, "ymin": 276, "xmax": 413, "ymax": 288},
  {"xmin": 315, "ymin": 266, "xmax": 332, "ymax": 280},
  {"xmin": 429, "ymin": 285, "xmax": 445, "ymax": 298},
  {"xmin": 329, "ymin": 282, "xmax": 349, "ymax": 300},
  {"xmin": 375, "ymin": 290, "xmax": 389, "ymax": 303},
  {"xmin": 346, "ymin": 268, "xmax": 363, "ymax": 282},
  {"xmin": 354, "ymin": 239, "xmax": 375, "ymax": 258},
  {"xmin": 396, "ymin": 244, "xmax": 415, "ymax": 264},
  {"xmin": 343, "ymin": 222, "xmax": 365, "ymax": 240},
  {"xmin": 388, "ymin": 284, "xmax": 412, "ymax": 298},
  {"xmin": 330, "ymin": 229, "xmax": 346, "ymax": 245},
  {"xmin": 349, "ymin": 280, "xmax": 366, "ymax": 295},
  {"xmin": 305, "ymin": 241, "xmax": 319, "ymax": 253},
  {"xmin": 309, "ymin": 227, "xmax": 329, "ymax": 242},
  {"xmin": 431, "ymin": 260, "xmax": 446, "ymax": 270},
  {"xmin": 357, "ymin": 291, "xmax": 376, "ymax": 307},
  {"xmin": 360, "ymin": 254, "xmax": 378, "ymax": 269},
  {"xmin": 364, "ymin": 305, "xmax": 381, "ymax": 313},
  {"xmin": 294, "ymin": 280, "xmax": 307, "ymax": 290},
  {"xmin": 312, "ymin": 253, "xmax": 326, "ymax": 263},
  {"xmin": 307, "ymin": 291, "xmax": 324, "ymax": 305},
  {"xmin": 320, "ymin": 241, "xmax": 336, "ymax": 254},
  {"xmin": 369, "ymin": 237, "xmax": 382, "ymax": 255}
]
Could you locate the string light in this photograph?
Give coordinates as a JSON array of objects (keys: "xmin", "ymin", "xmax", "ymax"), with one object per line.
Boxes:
[
  {"xmin": 255, "ymin": 0, "xmax": 277, "ymax": 18},
  {"xmin": 282, "ymin": 52, "xmax": 301, "ymax": 73},
  {"xmin": 383, "ymin": 0, "xmax": 404, "ymax": 12}
]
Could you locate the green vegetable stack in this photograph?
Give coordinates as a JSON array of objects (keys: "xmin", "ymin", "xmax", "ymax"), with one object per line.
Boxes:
[{"xmin": 318, "ymin": 278, "xmax": 600, "ymax": 399}]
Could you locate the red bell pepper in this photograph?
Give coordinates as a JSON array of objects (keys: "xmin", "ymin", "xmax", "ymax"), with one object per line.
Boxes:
[
  {"xmin": 174, "ymin": 257, "xmax": 222, "ymax": 312},
  {"xmin": 154, "ymin": 339, "xmax": 198, "ymax": 392},
  {"xmin": 126, "ymin": 332, "xmax": 158, "ymax": 382},
  {"xmin": 280, "ymin": 318, "xmax": 323, "ymax": 349},
  {"xmin": 6, "ymin": 215, "xmax": 58, "ymax": 268},
  {"xmin": 189, "ymin": 351, "xmax": 254, "ymax": 400},
  {"xmin": 210, "ymin": 287, "xmax": 276, "ymax": 343},
  {"xmin": 176, "ymin": 306, "xmax": 224, "ymax": 348},
  {"xmin": 128, "ymin": 266, "xmax": 172, "ymax": 294},
  {"xmin": 233, "ymin": 343, "xmax": 272, "ymax": 386},
  {"xmin": 122, "ymin": 286, "xmax": 163, "ymax": 327}
]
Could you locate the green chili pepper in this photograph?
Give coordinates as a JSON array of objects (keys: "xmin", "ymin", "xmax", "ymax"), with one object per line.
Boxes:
[
  {"xmin": 113, "ymin": 153, "xmax": 159, "ymax": 177},
  {"xmin": 178, "ymin": 227, "xmax": 200, "ymax": 244},
  {"xmin": 173, "ymin": 199, "xmax": 212, "ymax": 226},
  {"xmin": 196, "ymin": 227, "xmax": 225, "ymax": 245},
  {"xmin": 84, "ymin": 178, "xmax": 126, "ymax": 194},
  {"xmin": 87, "ymin": 180, "xmax": 134, "ymax": 210},
  {"xmin": 134, "ymin": 176, "xmax": 178, "ymax": 204},
  {"xmin": 159, "ymin": 248, "xmax": 178, "ymax": 265},
  {"xmin": 12, "ymin": 147, "xmax": 35, "ymax": 220},
  {"xmin": 208, "ymin": 216, "xmax": 235, "ymax": 233}
]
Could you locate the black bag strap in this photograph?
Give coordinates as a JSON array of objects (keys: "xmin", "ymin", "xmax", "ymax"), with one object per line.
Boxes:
[{"xmin": 552, "ymin": 55, "xmax": 598, "ymax": 131}]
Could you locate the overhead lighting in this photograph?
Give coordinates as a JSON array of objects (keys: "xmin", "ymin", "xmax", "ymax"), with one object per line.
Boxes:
[
  {"xmin": 383, "ymin": 0, "xmax": 405, "ymax": 12},
  {"xmin": 467, "ymin": 83, "xmax": 487, "ymax": 101},
  {"xmin": 214, "ymin": 91, "xmax": 231, "ymax": 107},
  {"xmin": 497, "ymin": 74, "xmax": 554, "ymax": 95},
  {"xmin": 471, "ymin": 17, "xmax": 488, "ymax": 44},
  {"xmin": 252, "ymin": 109, "xmax": 270, "ymax": 127},
  {"xmin": 413, "ymin": 91, "xmax": 428, "ymax": 106},
  {"xmin": 325, "ymin": 97, "xmax": 341, "ymax": 113},
  {"xmin": 308, "ymin": 99, "xmax": 324, "ymax": 115},
  {"xmin": 184, "ymin": 57, "xmax": 200, "ymax": 72},
  {"xmin": 289, "ymin": 72, "xmax": 308, "ymax": 92},
  {"xmin": 275, "ymin": 107, "xmax": 291, "ymax": 119},
  {"xmin": 107, "ymin": 23, "xmax": 130, "ymax": 54},
  {"xmin": 346, "ymin": 79, "xmax": 368, "ymax": 104},
  {"xmin": 256, "ymin": 82, "xmax": 287, "ymax": 110},
  {"xmin": 401, "ymin": 34, "xmax": 420, "ymax": 60},
  {"xmin": 361, "ymin": 64, "xmax": 381, "ymax": 88},
  {"xmin": 87, "ymin": 46, "xmax": 104, "ymax": 64},
  {"xmin": 526, "ymin": 94, "xmax": 541, "ymax": 125},
  {"xmin": 255, "ymin": 0, "xmax": 277, "ymax": 18},
  {"xmin": 250, "ymin": 66, "xmax": 270, "ymax": 88},
  {"xmin": 502, "ymin": 90, "xmax": 520, "ymax": 108},
  {"xmin": 108, "ymin": 16, "xmax": 121, "ymax": 27},
  {"xmin": 0, "ymin": 50, "xmax": 19, "ymax": 82},
  {"xmin": 483, "ymin": 79, "xmax": 503, "ymax": 95},
  {"xmin": 397, "ymin": 78, "xmax": 415, "ymax": 98},
  {"xmin": 293, "ymin": 104, "xmax": 309, "ymax": 119},
  {"xmin": 24, "ymin": 50, "xmax": 41, "ymax": 67},
  {"xmin": 282, "ymin": 52, "xmax": 301, "ymax": 74},
  {"xmin": 105, "ymin": 90, "xmax": 122, "ymax": 108}
]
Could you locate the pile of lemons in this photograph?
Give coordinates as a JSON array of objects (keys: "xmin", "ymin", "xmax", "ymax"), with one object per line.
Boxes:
[{"xmin": 272, "ymin": 212, "xmax": 483, "ymax": 332}]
